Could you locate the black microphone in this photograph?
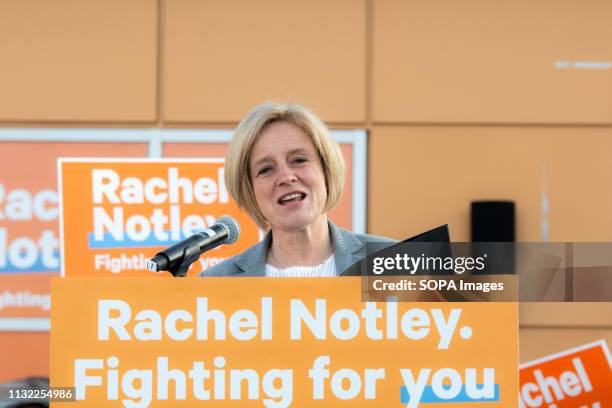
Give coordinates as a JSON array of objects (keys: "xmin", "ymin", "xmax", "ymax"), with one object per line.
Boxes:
[{"xmin": 146, "ymin": 215, "xmax": 240, "ymax": 274}]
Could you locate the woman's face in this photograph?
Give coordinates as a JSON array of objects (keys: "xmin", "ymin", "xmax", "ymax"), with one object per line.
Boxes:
[{"xmin": 249, "ymin": 121, "xmax": 328, "ymax": 232}]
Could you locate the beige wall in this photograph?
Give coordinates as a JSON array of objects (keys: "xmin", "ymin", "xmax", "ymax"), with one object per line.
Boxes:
[
  {"xmin": 0, "ymin": 0, "xmax": 157, "ymax": 123},
  {"xmin": 1, "ymin": 0, "xmax": 611, "ymax": 364},
  {"xmin": 163, "ymin": 0, "xmax": 366, "ymax": 124},
  {"xmin": 369, "ymin": 126, "xmax": 612, "ymax": 242},
  {"xmin": 1, "ymin": 0, "xmax": 611, "ymax": 240},
  {"xmin": 520, "ymin": 303, "xmax": 612, "ymax": 362},
  {"xmin": 373, "ymin": 0, "xmax": 612, "ymax": 124}
]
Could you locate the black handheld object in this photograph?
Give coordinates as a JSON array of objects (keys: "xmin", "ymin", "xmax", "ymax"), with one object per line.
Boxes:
[
  {"xmin": 147, "ymin": 215, "xmax": 240, "ymax": 277},
  {"xmin": 341, "ymin": 225, "xmax": 451, "ymax": 276}
]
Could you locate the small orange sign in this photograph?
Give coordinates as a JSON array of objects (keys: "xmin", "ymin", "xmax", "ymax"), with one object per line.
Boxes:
[
  {"xmin": 51, "ymin": 277, "xmax": 518, "ymax": 406},
  {"xmin": 519, "ymin": 340, "xmax": 612, "ymax": 407},
  {"xmin": 59, "ymin": 159, "xmax": 260, "ymax": 277}
]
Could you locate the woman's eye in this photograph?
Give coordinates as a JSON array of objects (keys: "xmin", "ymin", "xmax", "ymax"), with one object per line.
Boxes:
[
  {"xmin": 292, "ymin": 157, "xmax": 308, "ymax": 164},
  {"xmin": 257, "ymin": 166, "xmax": 272, "ymax": 176}
]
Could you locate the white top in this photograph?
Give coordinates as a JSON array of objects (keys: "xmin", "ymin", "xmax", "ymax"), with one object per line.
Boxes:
[{"xmin": 265, "ymin": 255, "xmax": 337, "ymax": 277}]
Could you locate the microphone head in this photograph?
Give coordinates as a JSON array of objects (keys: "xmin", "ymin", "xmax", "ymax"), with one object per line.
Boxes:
[
  {"xmin": 147, "ymin": 254, "xmax": 169, "ymax": 272},
  {"xmin": 217, "ymin": 215, "xmax": 240, "ymax": 244}
]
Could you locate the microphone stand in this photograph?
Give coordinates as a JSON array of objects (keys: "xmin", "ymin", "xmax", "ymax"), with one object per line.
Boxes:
[{"xmin": 168, "ymin": 242, "xmax": 201, "ymax": 277}]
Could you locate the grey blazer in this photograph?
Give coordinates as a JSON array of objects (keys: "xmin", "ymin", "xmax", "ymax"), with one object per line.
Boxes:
[{"xmin": 200, "ymin": 221, "xmax": 395, "ymax": 277}]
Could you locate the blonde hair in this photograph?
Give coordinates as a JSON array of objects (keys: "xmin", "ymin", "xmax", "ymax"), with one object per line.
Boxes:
[{"xmin": 225, "ymin": 102, "xmax": 345, "ymax": 229}]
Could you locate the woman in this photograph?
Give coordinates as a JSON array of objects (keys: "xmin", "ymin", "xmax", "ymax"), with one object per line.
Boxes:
[{"xmin": 202, "ymin": 102, "xmax": 393, "ymax": 277}]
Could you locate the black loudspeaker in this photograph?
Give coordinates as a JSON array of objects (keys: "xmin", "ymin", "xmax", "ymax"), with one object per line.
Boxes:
[
  {"xmin": 471, "ymin": 201, "xmax": 516, "ymax": 275},
  {"xmin": 471, "ymin": 201, "xmax": 515, "ymax": 242}
]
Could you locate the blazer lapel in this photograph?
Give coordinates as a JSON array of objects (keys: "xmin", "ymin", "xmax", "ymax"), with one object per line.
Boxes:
[
  {"xmin": 233, "ymin": 231, "xmax": 270, "ymax": 276},
  {"xmin": 329, "ymin": 221, "xmax": 364, "ymax": 275}
]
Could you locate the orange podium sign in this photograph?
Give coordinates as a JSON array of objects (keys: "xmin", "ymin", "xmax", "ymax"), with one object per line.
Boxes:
[
  {"xmin": 51, "ymin": 278, "xmax": 518, "ymax": 407},
  {"xmin": 58, "ymin": 159, "xmax": 260, "ymax": 277},
  {"xmin": 519, "ymin": 340, "xmax": 612, "ymax": 408}
]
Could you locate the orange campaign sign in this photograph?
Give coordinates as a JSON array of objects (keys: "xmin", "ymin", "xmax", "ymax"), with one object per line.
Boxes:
[
  {"xmin": 519, "ymin": 340, "xmax": 612, "ymax": 408},
  {"xmin": 58, "ymin": 159, "xmax": 261, "ymax": 277},
  {"xmin": 51, "ymin": 277, "xmax": 518, "ymax": 407}
]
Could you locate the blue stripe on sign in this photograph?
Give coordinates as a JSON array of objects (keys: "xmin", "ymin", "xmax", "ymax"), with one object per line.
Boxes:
[
  {"xmin": 0, "ymin": 251, "xmax": 61, "ymax": 273},
  {"xmin": 400, "ymin": 384, "xmax": 499, "ymax": 403},
  {"xmin": 87, "ymin": 231, "xmax": 192, "ymax": 249}
]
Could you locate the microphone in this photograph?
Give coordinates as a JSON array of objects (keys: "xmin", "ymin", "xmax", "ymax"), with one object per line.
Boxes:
[{"xmin": 147, "ymin": 215, "xmax": 240, "ymax": 275}]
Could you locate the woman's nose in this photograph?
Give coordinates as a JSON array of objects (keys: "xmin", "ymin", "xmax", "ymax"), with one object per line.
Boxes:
[{"xmin": 277, "ymin": 165, "xmax": 297, "ymax": 186}]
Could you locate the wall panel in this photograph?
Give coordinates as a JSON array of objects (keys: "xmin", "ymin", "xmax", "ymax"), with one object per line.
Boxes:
[
  {"xmin": 373, "ymin": 0, "xmax": 612, "ymax": 124},
  {"xmin": 520, "ymin": 302, "xmax": 612, "ymax": 327},
  {"xmin": 520, "ymin": 328, "xmax": 612, "ymax": 363},
  {"xmin": 163, "ymin": 0, "xmax": 366, "ymax": 124},
  {"xmin": 0, "ymin": 0, "xmax": 157, "ymax": 122},
  {"xmin": 369, "ymin": 126, "xmax": 612, "ymax": 241},
  {"xmin": 0, "ymin": 333, "xmax": 49, "ymax": 383}
]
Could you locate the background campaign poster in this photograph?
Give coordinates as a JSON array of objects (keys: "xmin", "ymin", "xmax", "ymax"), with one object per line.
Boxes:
[{"xmin": 59, "ymin": 159, "xmax": 261, "ymax": 277}]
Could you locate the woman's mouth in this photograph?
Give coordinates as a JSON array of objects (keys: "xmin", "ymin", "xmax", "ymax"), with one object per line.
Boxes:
[{"xmin": 278, "ymin": 192, "xmax": 306, "ymax": 205}]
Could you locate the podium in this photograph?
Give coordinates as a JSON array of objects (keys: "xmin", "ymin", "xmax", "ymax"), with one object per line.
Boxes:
[{"xmin": 51, "ymin": 277, "xmax": 518, "ymax": 406}]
